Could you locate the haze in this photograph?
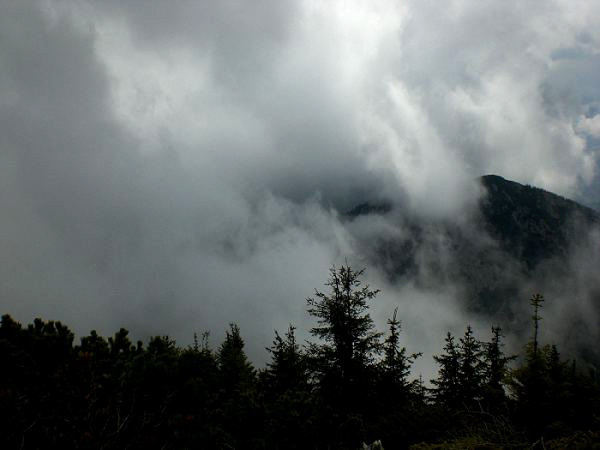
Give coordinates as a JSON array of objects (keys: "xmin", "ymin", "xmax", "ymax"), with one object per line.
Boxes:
[{"xmin": 2, "ymin": 0, "xmax": 600, "ymax": 371}]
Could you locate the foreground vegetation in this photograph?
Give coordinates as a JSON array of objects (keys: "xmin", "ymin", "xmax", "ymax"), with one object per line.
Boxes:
[{"xmin": 1, "ymin": 265, "xmax": 599, "ymax": 449}]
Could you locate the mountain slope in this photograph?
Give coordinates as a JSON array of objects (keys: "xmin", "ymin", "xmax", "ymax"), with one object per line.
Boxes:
[
  {"xmin": 346, "ymin": 175, "xmax": 600, "ymax": 363},
  {"xmin": 479, "ymin": 174, "xmax": 599, "ymax": 268}
]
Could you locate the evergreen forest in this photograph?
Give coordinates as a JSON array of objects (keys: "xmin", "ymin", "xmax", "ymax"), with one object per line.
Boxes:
[{"xmin": 2, "ymin": 265, "xmax": 599, "ymax": 449}]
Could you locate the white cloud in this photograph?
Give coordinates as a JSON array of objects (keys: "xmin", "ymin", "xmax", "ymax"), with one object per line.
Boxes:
[
  {"xmin": 2, "ymin": 0, "xmax": 600, "ymax": 366},
  {"xmin": 577, "ymin": 114, "xmax": 600, "ymax": 137}
]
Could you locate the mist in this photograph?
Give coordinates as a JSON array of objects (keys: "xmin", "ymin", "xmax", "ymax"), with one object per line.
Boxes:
[{"xmin": 1, "ymin": 0, "xmax": 600, "ymax": 369}]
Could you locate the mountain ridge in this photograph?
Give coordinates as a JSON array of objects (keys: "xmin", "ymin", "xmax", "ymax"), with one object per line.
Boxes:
[
  {"xmin": 347, "ymin": 174, "xmax": 599, "ymax": 271},
  {"xmin": 479, "ymin": 174, "xmax": 599, "ymax": 268},
  {"xmin": 346, "ymin": 174, "xmax": 600, "ymax": 363}
]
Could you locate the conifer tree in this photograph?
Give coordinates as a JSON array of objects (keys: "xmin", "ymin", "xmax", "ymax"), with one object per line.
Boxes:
[
  {"xmin": 547, "ymin": 344, "xmax": 565, "ymax": 387},
  {"xmin": 218, "ymin": 323, "xmax": 255, "ymax": 388},
  {"xmin": 414, "ymin": 374, "xmax": 427, "ymax": 403},
  {"xmin": 458, "ymin": 325, "xmax": 484, "ymax": 407},
  {"xmin": 306, "ymin": 264, "xmax": 382, "ymax": 449},
  {"xmin": 216, "ymin": 323, "xmax": 262, "ymax": 449},
  {"xmin": 264, "ymin": 325, "xmax": 308, "ymax": 395},
  {"xmin": 306, "ymin": 265, "xmax": 382, "ymax": 392},
  {"xmin": 380, "ymin": 307, "xmax": 421, "ymax": 401},
  {"xmin": 481, "ymin": 326, "xmax": 515, "ymax": 407},
  {"xmin": 530, "ymin": 294, "xmax": 544, "ymax": 357},
  {"xmin": 263, "ymin": 325, "xmax": 313, "ymax": 450},
  {"xmin": 509, "ymin": 293, "xmax": 549, "ymax": 436},
  {"xmin": 432, "ymin": 332, "xmax": 461, "ymax": 408}
]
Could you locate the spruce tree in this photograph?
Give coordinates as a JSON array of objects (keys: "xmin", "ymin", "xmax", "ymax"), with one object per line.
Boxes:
[
  {"xmin": 306, "ymin": 264, "xmax": 382, "ymax": 448},
  {"xmin": 481, "ymin": 326, "xmax": 515, "ymax": 408},
  {"xmin": 530, "ymin": 294, "xmax": 544, "ymax": 358},
  {"xmin": 458, "ymin": 325, "xmax": 484, "ymax": 408},
  {"xmin": 306, "ymin": 265, "xmax": 382, "ymax": 392},
  {"xmin": 509, "ymin": 293, "xmax": 549, "ymax": 436},
  {"xmin": 264, "ymin": 325, "xmax": 308, "ymax": 395},
  {"xmin": 216, "ymin": 323, "xmax": 262, "ymax": 449},
  {"xmin": 380, "ymin": 307, "xmax": 421, "ymax": 402},
  {"xmin": 432, "ymin": 332, "xmax": 461, "ymax": 409},
  {"xmin": 547, "ymin": 344, "xmax": 565, "ymax": 387},
  {"xmin": 263, "ymin": 325, "xmax": 313, "ymax": 450},
  {"xmin": 218, "ymin": 323, "xmax": 255, "ymax": 389}
]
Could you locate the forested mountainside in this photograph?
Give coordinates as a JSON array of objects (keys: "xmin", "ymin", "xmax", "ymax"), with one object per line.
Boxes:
[
  {"xmin": 348, "ymin": 175, "xmax": 600, "ymax": 364},
  {"xmin": 479, "ymin": 175, "xmax": 599, "ymax": 268},
  {"xmin": 348, "ymin": 175, "xmax": 599, "ymax": 292},
  {"xmin": 2, "ymin": 266, "xmax": 600, "ymax": 449}
]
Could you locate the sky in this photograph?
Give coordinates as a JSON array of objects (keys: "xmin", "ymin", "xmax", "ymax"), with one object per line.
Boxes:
[{"xmin": 1, "ymin": 0, "xmax": 600, "ymax": 371}]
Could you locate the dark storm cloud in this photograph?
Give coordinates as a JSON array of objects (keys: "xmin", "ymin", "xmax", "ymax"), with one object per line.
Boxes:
[{"xmin": 1, "ymin": 0, "xmax": 600, "ymax": 366}]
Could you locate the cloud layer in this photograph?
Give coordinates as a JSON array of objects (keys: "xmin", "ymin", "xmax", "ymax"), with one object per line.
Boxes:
[{"xmin": 1, "ymin": 0, "xmax": 600, "ymax": 365}]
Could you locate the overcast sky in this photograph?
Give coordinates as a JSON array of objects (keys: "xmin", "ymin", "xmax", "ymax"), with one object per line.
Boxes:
[{"xmin": 2, "ymin": 0, "xmax": 600, "ymax": 367}]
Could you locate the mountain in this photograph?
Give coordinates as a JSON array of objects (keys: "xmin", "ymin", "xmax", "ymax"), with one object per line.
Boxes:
[
  {"xmin": 347, "ymin": 175, "xmax": 600, "ymax": 363},
  {"xmin": 479, "ymin": 174, "xmax": 599, "ymax": 268}
]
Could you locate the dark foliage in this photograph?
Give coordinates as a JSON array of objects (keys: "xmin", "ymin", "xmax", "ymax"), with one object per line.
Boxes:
[
  {"xmin": 480, "ymin": 175, "xmax": 599, "ymax": 267},
  {"xmin": 431, "ymin": 332, "xmax": 461, "ymax": 409},
  {"xmin": 1, "ymin": 271, "xmax": 600, "ymax": 449}
]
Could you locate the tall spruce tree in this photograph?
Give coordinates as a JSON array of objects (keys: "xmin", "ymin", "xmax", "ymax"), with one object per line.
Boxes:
[
  {"xmin": 481, "ymin": 326, "xmax": 515, "ymax": 408},
  {"xmin": 216, "ymin": 323, "xmax": 262, "ymax": 449},
  {"xmin": 509, "ymin": 293, "xmax": 549, "ymax": 436},
  {"xmin": 458, "ymin": 325, "xmax": 484, "ymax": 408},
  {"xmin": 263, "ymin": 325, "xmax": 313, "ymax": 450},
  {"xmin": 380, "ymin": 307, "xmax": 421, "ymax": 402},
  {"xmin": 306, "ymin": 264, "xmax": 382, "ymax": 448},
  {"xmin": 432, "ymin": 332, "xmax": 461, "ymax": 409},
  {"xmin": 306, "ymin": 265, "xmax": 382, "ymax": 390},
  {"xmin": 530, "ymin": 294, "xmax": 544, "ymax": 358}
]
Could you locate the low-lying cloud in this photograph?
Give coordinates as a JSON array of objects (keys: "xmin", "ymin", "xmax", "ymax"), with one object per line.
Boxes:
[{"xmin": 1, "ymin": 0, "xmax": 600, "ymax": 367}]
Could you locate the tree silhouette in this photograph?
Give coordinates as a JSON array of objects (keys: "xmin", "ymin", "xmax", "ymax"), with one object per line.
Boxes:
[
  {"xmin": 530, "ymin": 294, "xmax": 544, "ymax": 357},
  {"xmin": 218, "ymin": 323, "xmax": 255, "ymax": 389},
  {"xmin": 264, "ymin": 325, "xmax": 307, "ymax": 395},
  {"xmin": 481, "ymin": 326, "xmax": 515, "ymax": 408},
  {"xmin": 2, "ymin": 283, "xmax": 600, "ymax": 449},
  {"xmin": 306, "ymin": 265, "xmax": 382, "ymax": 390},
  {"xmin": 306, "ymin": 264, "xmax": 382, "ymax": 448},
  {"xmin": 458, "ymin": 325, "xmax": 484, "ymax": 408},
  {"xmin": 509, "ymin": 293, "xmax": 549, "ymax": 437},
  {"xmin": 379, "ymin": 307, "xmax": 421, "ymax": 403},
  {"xmin": 262, "ymin": 325, "xmax": 313, "ymax": 449},
  {"xmin": 216, "ymin": 323, "xmax": 262, "ymax": 449},
  {"xmin": 432, "ymin": 332, "xmax": 461, "ymax": 409}
]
